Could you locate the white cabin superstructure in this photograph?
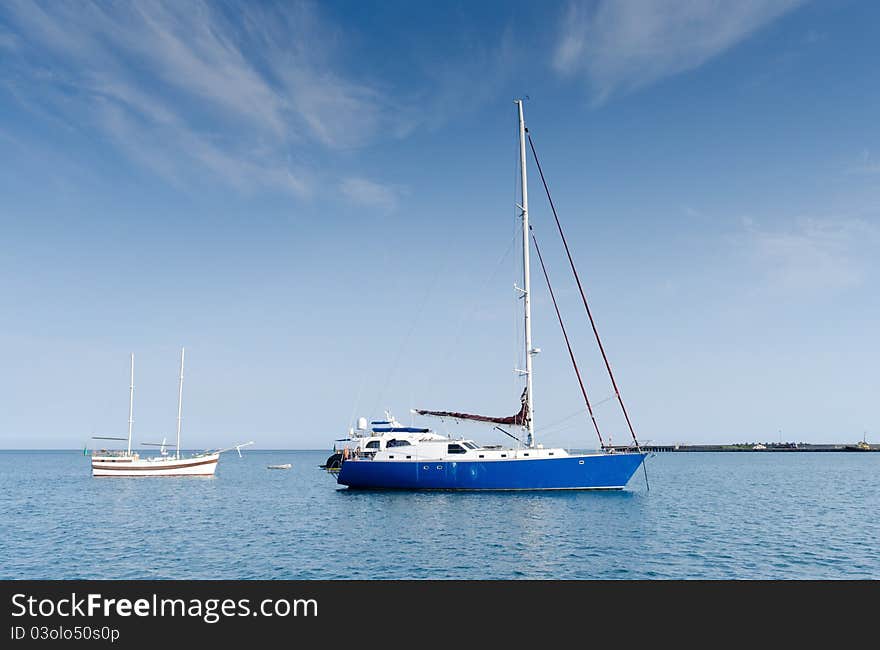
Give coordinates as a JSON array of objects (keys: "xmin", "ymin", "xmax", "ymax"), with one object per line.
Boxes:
[
  {"xmin": 322, "ymin": 412, "xmax": 448, "ymax": 470},
  {"xmin": 371, "ymin": 439, "xmax": 571, "ymax": 462}
]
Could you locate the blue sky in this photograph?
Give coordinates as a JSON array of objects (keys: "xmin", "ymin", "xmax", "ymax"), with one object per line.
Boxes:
[{"xmin": 1, "ymin": 0, "xmax": 878, "ymax": 449}]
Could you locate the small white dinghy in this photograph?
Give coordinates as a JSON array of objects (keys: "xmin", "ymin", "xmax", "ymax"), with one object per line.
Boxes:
[{"xmin": 267, "ymin": 464, "xmax": 292, "ymax": 470}]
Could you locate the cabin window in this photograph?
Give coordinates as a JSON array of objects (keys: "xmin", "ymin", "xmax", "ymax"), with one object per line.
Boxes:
[
  {"xmin": 387, "ymin": 439, "xmax": 411, "ymax": 448},
  {"xmin": 549, "ymin": 452, "xmax": 554, "ymax": 456},
  {"xmin": 523, "ymin": 453, "xmax": 529, "ymax": 457},
  {"xmin": 447, "ymin": 444, "xmax": 467, "ymax": 455},
  {"xmin": 388, "ymin": 455, "xmax": 394, "ymax": 459},
  {"xmin": 501, "ymin": 454, "xmax": 507, "ymax": 458},
  {"xmin": 365, "ymin": 441, "xmax": 380, "ymax": 449},
  {"xmin": 479, "ymin": 454, "xmax": 485, "ymax": 458},
  {"xmin": 463, "ymin": 441, "xmax": 479, "ymax": 449},
  {"xmin": 406, "ymin": 455, "xmax": 412, "ymax": 459}
]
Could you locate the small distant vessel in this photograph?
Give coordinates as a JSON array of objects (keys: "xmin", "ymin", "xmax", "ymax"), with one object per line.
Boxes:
[
  {"xmin": 844, "ymin": 434, "xmax": 871, "ymax": 452},
  {"xmin": 752, "ymin": 443, "xmax": 767, "ymax": 450},
  {"xmin": 267, "ymin": 464, "xmax": 292, "ymax": 470},
  {"xmin": 90, "ymin": 349, "xmax": 253, "ymax": 477},
  {"xmin": 334, "ymin": 101, "xmax": 647, "ymax": 491}
]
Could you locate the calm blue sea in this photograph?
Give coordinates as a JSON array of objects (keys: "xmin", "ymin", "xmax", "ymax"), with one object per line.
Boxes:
[{"xmin": 1, "ymin": 450, "xmax": 877, "ymax": 579}]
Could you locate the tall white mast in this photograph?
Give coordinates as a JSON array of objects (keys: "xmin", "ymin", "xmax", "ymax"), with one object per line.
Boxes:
[
  {"xmin": 176, "ymin": 347, "xmax": 185, "ymax": 460},
  {"xmin": 516, "ymin": 99, "xmax": 536, "ymax": 448},
  {"xmin": 127, "ymin": 353, "xmax": 134, "ymax": 455}
]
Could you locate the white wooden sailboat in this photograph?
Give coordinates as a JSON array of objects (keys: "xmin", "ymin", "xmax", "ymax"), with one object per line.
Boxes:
[{"xmin": 90, "ymin": 349, "xmax": 253, "ymax": 477}]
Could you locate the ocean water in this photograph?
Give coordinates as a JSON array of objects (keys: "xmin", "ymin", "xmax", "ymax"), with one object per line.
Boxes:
[{"xmin": 1, "ymin": 450, "xmax": 877, "ymax": 580}]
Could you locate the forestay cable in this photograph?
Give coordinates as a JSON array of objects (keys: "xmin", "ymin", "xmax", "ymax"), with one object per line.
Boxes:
[
  {"xmin": 530, "ymin": 226, "xmax": 605, "ymax": 449},
  {"xmin": 528, "ymin": 134, "xmax": 642, "ymax": 451}
]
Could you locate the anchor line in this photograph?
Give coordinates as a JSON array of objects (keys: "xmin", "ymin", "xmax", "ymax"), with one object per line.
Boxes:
[
  {"xmin": 530, "ymin": 227, "xmax": 605, "ymax": 449},
  {"xmin": 528, "ymin": 133, "xmax": 642, "ymax": 451}
]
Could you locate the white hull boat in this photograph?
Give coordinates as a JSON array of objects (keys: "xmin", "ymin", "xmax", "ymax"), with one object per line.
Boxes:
[
  {"xmin": 90, "ymin": 349, "xmax": 251, "ymax": 477},
  {"xmin": 92, "ymin": 452, "xmax": 220, "ymax": 477}
]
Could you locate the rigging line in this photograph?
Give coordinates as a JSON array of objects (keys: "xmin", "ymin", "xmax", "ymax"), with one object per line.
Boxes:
[
  {"xmin": 528, "ymin": 133, "xmax": 641, "ymax": 451},
  {"xmin": 540, "ymin": 398, "xmax": 616, "ymax": 440},
  {"xmin": 530, "ymin": 226, "xmax": 605, "ymax": 449},
  {"xmin": 527, "ymin": 397, "xmax": 618, "ymax": 439},
  {"xmin": 369, "ymin": 252, "xmax": 448, "ymax": 420},
  {"xmin": 494, "ymin": 426, "xmax": 524, "ymax": 445},
  {"xmin": 536, "ymin": 401, "xmax": 610, "ymax": 436},
  {"xmin": 538, "ymin": 407, "xmax": 589, "ymax": 433},
  {"xmin": 420, "ymin": 231, "xmax": 519, "ymax": 403},
  {"xmin": 536, "ymin": 421, "xmax": 583, "ymax": 439}
]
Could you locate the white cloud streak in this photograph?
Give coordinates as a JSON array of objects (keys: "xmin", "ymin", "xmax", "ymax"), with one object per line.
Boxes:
[
  {"xmin": 848, "ymin": 150, "xmax": 880, "ymax": 175},
  {"xmin": 339, "ymin": 177, "xmax": 400, "ymax": 213},
  {"xmin": 554, "ymin": 0, "xmax": 803, "ymax": 103},
  {"xmin": 0, "ymin": 0, "xmax": 409, "ymax": 196},
  {"xmin": 0, "ymin": 29, "xmax": 18, "ymax": 50},
  {"xmin": 743, "ymin": 216, "xmax": 878, "ymax": 293}
]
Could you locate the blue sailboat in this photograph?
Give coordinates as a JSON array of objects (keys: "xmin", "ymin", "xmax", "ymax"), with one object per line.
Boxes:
[{"xmin": 337, "ymin": 100, "xmax": 647, "ymax": 490}]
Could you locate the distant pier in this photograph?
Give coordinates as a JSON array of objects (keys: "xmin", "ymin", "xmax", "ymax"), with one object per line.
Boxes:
[{"xmin": 609, "ymin": 443, "xmax": 878, "ymax": 453}]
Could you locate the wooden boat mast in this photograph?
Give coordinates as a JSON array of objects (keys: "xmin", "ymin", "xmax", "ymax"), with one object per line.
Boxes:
[
  {"xmin": 127, "ymin": 353, "xmax": 134, "ymax": 455},
  {"xmin": 176, "ymin": 347, "xmax": 185, "ymax": 460}
]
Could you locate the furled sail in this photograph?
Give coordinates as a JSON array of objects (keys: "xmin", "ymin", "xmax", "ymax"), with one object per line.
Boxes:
[{"xmin": 414, "ymin": 388, "xmax": 530, "ymax": 427}]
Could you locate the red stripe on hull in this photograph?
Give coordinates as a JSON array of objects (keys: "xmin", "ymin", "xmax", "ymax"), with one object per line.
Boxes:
[
  {"xmin": 91, "ymin": 458, "xmax": 218, "ymax": 471},
  {"xmin": 93, "ymin": 472, "xmax": 216, "ymax": 477}
]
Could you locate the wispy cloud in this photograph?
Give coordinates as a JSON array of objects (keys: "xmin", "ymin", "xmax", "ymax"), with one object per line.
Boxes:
[
  {"xmin": 847, "ymin": 150, "xmax": 880, "ymax": 175},
  {"xmin": 0, "ymin": 27, "xmax": 18, "ymax": 50},
  {"xmin": 339, "ymin": 177, "xmax": 401, "ymax": 213},
  {"xmin": 742, "ymin": 216, "xmax": 878, "ymax": 293},
  {"xmin": 0, "ymin": 1, "xmax": 411, "ymax": 196},
  {"xmin": 409, "ymin": 23, "xmax": 517, "ymax": 130},
  {"xmin": 553, "ymin": 0, "xmax": 803, "ymax": 103}
]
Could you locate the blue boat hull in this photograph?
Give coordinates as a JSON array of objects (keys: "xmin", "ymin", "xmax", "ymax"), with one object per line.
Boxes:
[{"xmin": 336, "ymin": 452, "xmax": 647, "ymax": 490}]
